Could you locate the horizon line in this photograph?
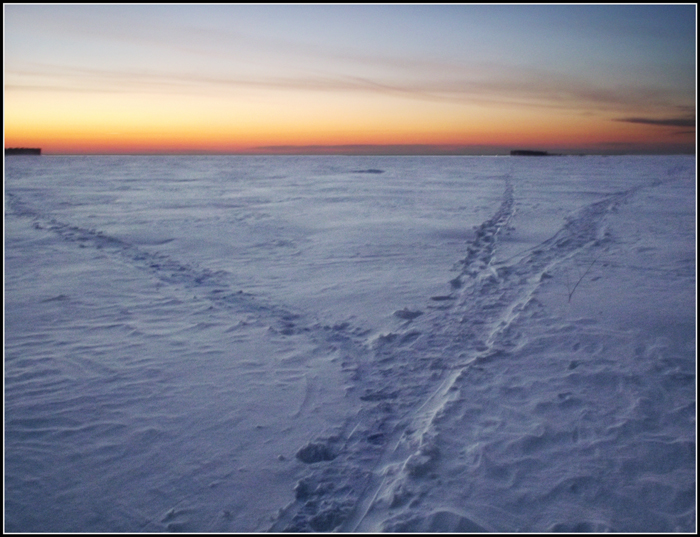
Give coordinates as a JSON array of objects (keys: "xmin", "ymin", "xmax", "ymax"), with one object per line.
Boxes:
[
  {"xmin": 7, "ymin": 151, "xmax": 696, "ymax": 157},
  {"xmin": 5, "ymin": 144, "xmax": 696, "ymax": 157}
]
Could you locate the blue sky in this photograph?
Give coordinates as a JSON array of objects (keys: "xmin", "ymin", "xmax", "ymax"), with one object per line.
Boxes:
[{"xmin": 4, "ymin": 4, "xmax": 696, "ymax": 154}]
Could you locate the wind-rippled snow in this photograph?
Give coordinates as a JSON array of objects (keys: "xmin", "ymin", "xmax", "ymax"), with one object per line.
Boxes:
[{"xmin": 4, "ymin": 155, "xmax": 695, "ymax": 532}]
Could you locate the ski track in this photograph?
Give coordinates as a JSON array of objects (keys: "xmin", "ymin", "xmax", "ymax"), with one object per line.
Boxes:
[
  {"xmin": 265, "ymin": 175, "xmax": 665, "ymax": 532},
  {"xmin": 5, "ymin": 170, "xmax": 690, "ymax": 532},
  {"xmin": 5, "ymin": 191, "xmax": 331, "ymax": 340}
]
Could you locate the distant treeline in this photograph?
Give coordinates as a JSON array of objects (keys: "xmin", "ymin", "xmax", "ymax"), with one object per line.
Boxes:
[{"xmin": 5, "ymin": 148, "xmax": 41, "ymax": 155}]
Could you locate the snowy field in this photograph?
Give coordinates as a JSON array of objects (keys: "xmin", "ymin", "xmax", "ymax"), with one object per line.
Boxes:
[{"xmin": 4, "ymin": 155, "xmax": 696, "ymax": 532}]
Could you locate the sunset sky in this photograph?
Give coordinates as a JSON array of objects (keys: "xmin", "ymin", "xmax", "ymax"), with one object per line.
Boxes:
[{"xmin": 4, "ymin": 4, "xmax": 696, "ymax": 155}]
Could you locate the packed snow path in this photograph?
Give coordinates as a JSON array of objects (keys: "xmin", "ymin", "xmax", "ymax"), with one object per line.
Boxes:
[
  {"xmin": 5, "ymin": 156, "xmax": 694, "ymax": 532},
  {"xmin": 269, "ymin": 169, "xmax": 695, "ymax": 533}
]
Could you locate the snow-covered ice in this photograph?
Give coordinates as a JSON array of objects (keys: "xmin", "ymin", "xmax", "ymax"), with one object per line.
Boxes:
[{"xmin": 4, "ymin": 155, "xmax": 696, "ymax": 532}]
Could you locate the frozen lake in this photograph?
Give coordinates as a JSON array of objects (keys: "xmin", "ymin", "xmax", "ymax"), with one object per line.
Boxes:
[{"xmin": 4, "ymin": 155, "xmax": 696, "ymax": 532}]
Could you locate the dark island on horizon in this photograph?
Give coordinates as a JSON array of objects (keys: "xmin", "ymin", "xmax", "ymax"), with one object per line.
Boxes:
[{"xmin": 6, "ymin": 148, "xmax": 42, "ymax": 155}]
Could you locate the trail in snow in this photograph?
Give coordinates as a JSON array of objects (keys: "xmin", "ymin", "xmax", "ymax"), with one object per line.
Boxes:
[
  {"xmin": 5, "ymin": 190, "xmax": 371, "ymax": 351},
  {"xmin": 5, "ymin": 172, "xmax": 370, "ymax": 532},
  {"xmin": 268, "ymin": 175, "xmax": 520, "ymax": 531},
  {"xmin": 7, "ymin": 171, "xmax": 515, "ymax": 533},
  {"xmin": 268, "ymin": 170, "xmax": 694, "ymax": 532}
]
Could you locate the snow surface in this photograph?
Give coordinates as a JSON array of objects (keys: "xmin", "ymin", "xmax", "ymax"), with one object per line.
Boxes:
[{"xmin": 4, "ymin": 155, "xmax": 696, "ymax": 532}]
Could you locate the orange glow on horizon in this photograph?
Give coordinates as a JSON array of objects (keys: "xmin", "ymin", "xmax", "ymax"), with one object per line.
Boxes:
[
  {"xmin": 5, "ymin": 88, "xmax": 695, "ymax": 155},
  {"xmin": 5, "ymin": 5, "xmax": 695, "ymax": 156},
  {"xmin": 6, "ymin": 120, "xmax": 694, "ymax": 155}
]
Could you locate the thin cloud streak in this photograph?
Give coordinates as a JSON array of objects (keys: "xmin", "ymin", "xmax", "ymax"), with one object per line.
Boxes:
[
  {"xmin": 616, "ymin": 117, "xmax": 696, "ymax": 128},
  {"xmin": 6, "ymin": 7, "xmax": 691, "ymax": 120},
  {"xmin": 5, "ymin": 59, "xmax": 689, "ymax": 117}
]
